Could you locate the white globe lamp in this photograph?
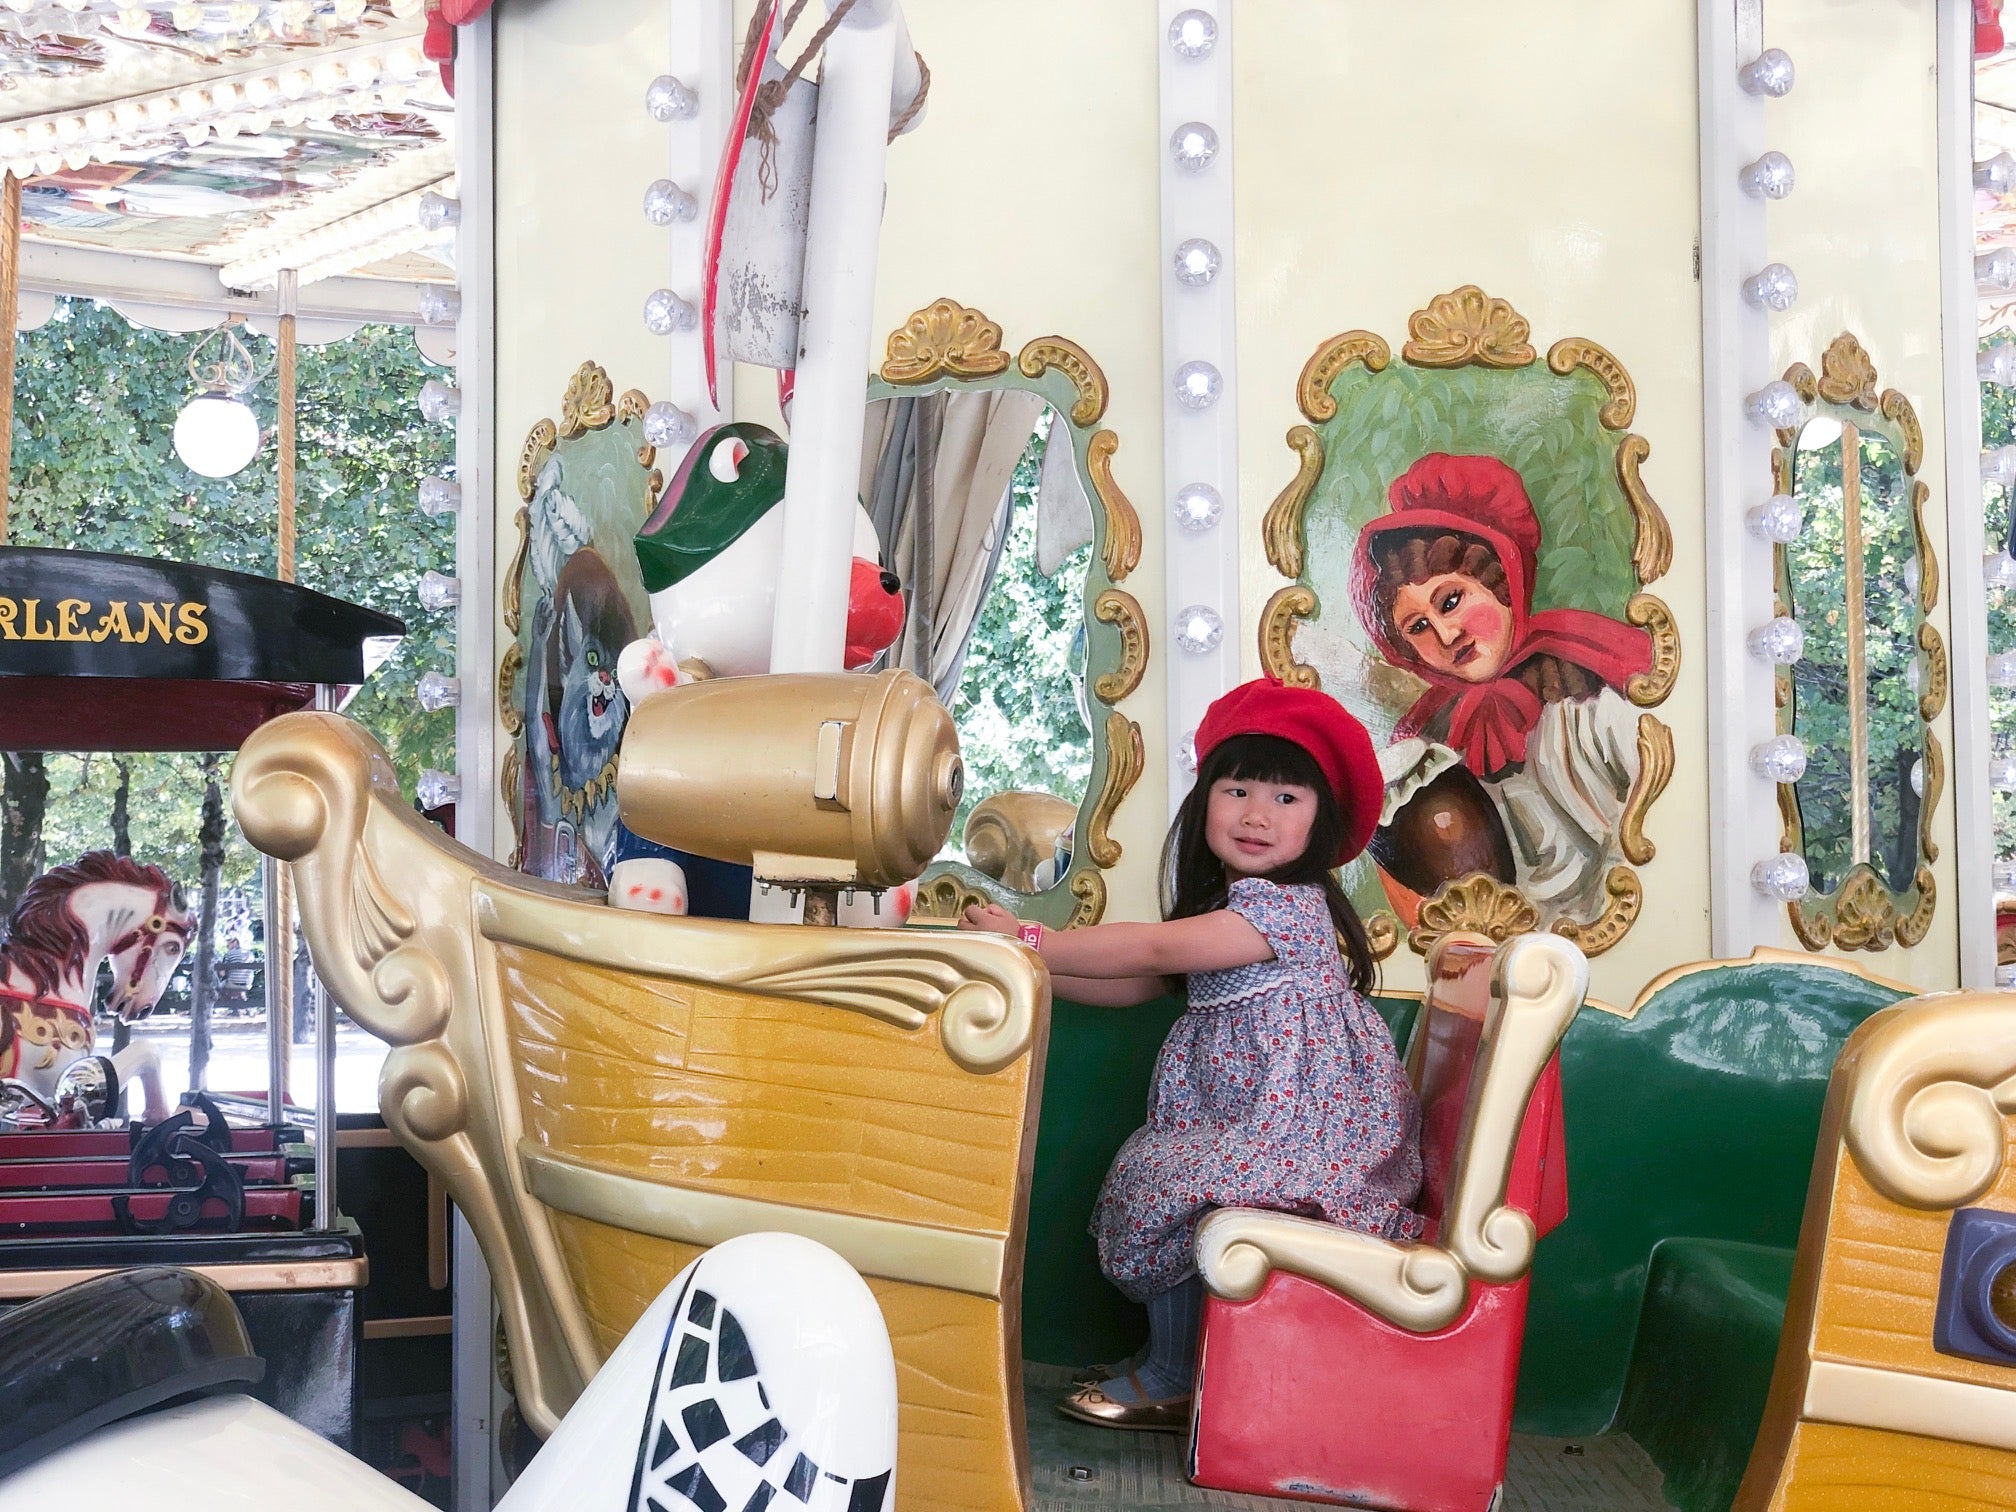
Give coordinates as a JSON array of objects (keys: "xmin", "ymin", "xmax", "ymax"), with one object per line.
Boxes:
[{"xmin": 173, "ymin": 392, "xmax": 261, "ymax": 478}]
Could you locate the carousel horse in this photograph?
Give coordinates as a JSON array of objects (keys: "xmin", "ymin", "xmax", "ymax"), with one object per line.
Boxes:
[{"xmin": 0, "ymin": 851, "xmax": 194, "ymax": 1125}]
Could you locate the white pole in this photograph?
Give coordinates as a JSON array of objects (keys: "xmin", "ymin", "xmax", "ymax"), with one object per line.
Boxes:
[{"xmin": 767, "ymin": 0, "xmax": 919, "ymax": 674}]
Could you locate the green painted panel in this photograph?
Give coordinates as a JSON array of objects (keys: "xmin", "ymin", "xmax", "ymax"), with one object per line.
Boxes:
[
  {"xmin": 1022, "ymin": 990, "xmax": 1421, "ymax": 1364},
  {"xmin": 1616, "ymin": 1239, "xmax": 1792, "ymax": 1512},
  {"xmin": 1514, "ymin": 962, "xmax": 1904, "ymax": 1435}
]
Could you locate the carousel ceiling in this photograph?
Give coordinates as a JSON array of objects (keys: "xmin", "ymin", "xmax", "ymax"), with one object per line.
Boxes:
[{"xmin": 0, "ymin": 0, "xmax": 451, "ymax": 304}]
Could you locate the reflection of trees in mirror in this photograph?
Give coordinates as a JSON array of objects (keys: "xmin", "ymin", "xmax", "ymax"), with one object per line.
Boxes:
[
  {"xmin": 1786, "ymin": 424, "xmax": 1922, "ymax": 894},
  {"xmin": 941, "ymin": 415, "xmax": 1093, "ymax": 866},
  {"xmin": 0, "ymin": 298, "xmax": 451, "ymax": 1106},
  {"xmin": 1984, "ymin": 347, "xmax": 2016, "ymax": 872}
]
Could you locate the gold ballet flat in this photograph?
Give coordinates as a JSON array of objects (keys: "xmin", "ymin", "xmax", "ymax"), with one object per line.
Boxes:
[{"xmin": 1056, "ymin": 1374, "xmax": 1192, "ymax": 1434}]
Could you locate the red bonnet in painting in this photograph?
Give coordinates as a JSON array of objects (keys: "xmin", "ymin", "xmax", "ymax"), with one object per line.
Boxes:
[{"xmin": 1348, "ymin": 453, "xmax": 1652, "ymax": 777}]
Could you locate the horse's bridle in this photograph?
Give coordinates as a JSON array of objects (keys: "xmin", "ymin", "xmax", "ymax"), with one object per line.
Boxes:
[{"xmin": 103, "ymin": 876, "xmax": 193, "ymax": 1009}]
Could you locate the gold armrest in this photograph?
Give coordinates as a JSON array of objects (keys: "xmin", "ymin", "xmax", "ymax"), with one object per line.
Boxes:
[{"xmin": 1195, "ymin": 1208, "xmax": 1468, "ymax": 1334}]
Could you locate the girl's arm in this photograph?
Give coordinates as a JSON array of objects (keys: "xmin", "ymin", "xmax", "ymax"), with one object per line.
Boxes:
[
  {"xmin": 960, "ymin": 904, "xmax": 1271, "ymax": 979},
  {"xmin": 1048, "ymin": 971, "xmax": 1175, "ymax": 1007}
]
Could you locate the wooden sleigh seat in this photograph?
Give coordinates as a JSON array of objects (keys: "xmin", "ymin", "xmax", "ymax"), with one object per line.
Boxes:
[
  {"xmin": 1189, "ymin": 931, "xmax": 1584, "ymax": 1511},
  {"xmin": 1734, "ymin": 988, "xmax": 2016, "ymax": 1510}
]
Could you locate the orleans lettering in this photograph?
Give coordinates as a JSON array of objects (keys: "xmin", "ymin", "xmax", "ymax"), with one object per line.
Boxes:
[{"xmin": 0, "ymin": 595, "xmax": 209, "ymax": 645}]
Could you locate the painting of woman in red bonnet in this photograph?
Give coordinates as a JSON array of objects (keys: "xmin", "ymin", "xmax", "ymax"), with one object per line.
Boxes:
[{"xmin": 1348, "ymin": 452, "xmax": 1653, "ymax": 926}]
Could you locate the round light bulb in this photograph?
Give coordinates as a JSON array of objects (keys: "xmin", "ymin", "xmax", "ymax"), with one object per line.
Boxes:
[
  {"xmin": 1172, "ymin": 237, "xmax": 1221, "ymax": 287},
  {"xmin": 1989, "ymin": 445, "xmax": 2016, "ymax": 488},
  {"xmin": 1981, "ymin": 248, "xmax": 2016, "ymax": 293},
  {"xmin": 418, "ymin": 378, "xmax": 460, "ymax": 424},
  {"xmin": 1987, "ymin": 550, "xmax": 2016, "ymax": 590},
  {"xmin": 646, "ymin": 74, "xmax": 698, "ymax": 122},
  {"xmin": 1738, "ymin": 150, "xmax": 1795, "ymax": 200},
  {"xmin": 1169, "ymin": 121, "xmax": 1220, "ymax": 172},
  {"xmin": 415, "ymin": 670, "xmax": 460, "ymax": 712},
  {"xmin": 1751, "ymin": 852, "xmax": 1811, "ymax": 901},
  {"xmin": 416, "ymin": 769, "xmax": 460, "ymax": 810},
  {"xmin": 1978, "ymin": 151, "xmax": 2016, "ymax": 196},
  {"xmin": 417, "ymin": 286, "xmax": 460, "ymax": 325},
  {"xmin": 1738, "ymin": 47, "xmax": 1795, "ymax": 96},
  {"xmin": 172, "ymin": 393, "xmax": 261, "ymax": 479},
  {"xmin": 1168, "ymin": 8, "xmax": 1217, "ymax": 57},
  {"xmin": 1906, "ymin": 658, "xmax": 1923, "ymax": 694},
  {"xmin": 1984, "ymin": 343, "xmax": 2016, "ymax": 388},
  {"xmin": 1746, "ymin": 493, "xmax": 1802, "ymax": 543},
  {"xmin": 1995, "ymin": 859, "xmax": 2016, "ymax": 891},
  {"xmin": 1741, "ymin": 262, "xmax": 1799, "ymax": 312},
  {"xmin": 1744, "ymin": 380, "xmax": 1802, "ymax": 428},
  {"xmin": 1747, "ymin": 615, "xmax": 1805, "ymax": 665},
  {"xmin": 642, "ymin": 400, "xmax": 697, "ymax": 448},
  {"xmin": 1172, "ymin": 359, "xmax": 1222, "ymax": 410},
  {"xmin": 417, "ymin": 571, "xmax": 460, "ymax": 611},
  {"xmin": 1749, "ymin": 734, "xmax": 1808, "ymax": 783},
  {"xmin": 1174, "ymin": 605, "xmax": 1224, "ymax": 654},
  {"xmin": 644, "ymin": 178, "xmax": 697, "ymax": 226},
  {"xmin": 1993, "ymin": 751, "xmax": 2016, "ymax": 792},
  {"xmin": 1903, "ymin": 557, "xmax": 1921, "ymax": 599},
  {"xmin": 417, "ymin": 190, "xmax": 460, "ymax": 231},
  {"xmin": 644, "ymin": 288, "xmax": 697, "ymax": 336},
  {"xmin": 1179, "ymin": 728, "xmax": 1199, "ymax": 775},
  {"xmin": 417, "ymin": 475, "xmax": 460, "ymax": 517},
  {"xmin": 1991, "ymin": 651, "xmax": 2016, "ymax": 689},
  {"xmin": 1173, "ymin": 481, "xmax": 1223, "ymax": 532}
]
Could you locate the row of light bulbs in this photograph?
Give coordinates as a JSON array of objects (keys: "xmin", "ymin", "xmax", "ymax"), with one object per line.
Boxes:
[
  {"xmin": 0, "ymin": 41, "xmax": 431, "ymax": 180},
  {"xmin": 1982, "ymin": 156, "xmax": 2016, "ymax": 975},
  {"xmin": 1165, "ymin": 9, "xmax": 1225, "ymax": 770},
  {"xmin": 220, "ymin": 180, "xmax": 445, "ymax": 291},
  {"xmin": 0, "ymin": 0, "xmax": 392, "ymax": 42},
  {"xmin": 414, "ymin": 177, "xmax": 462, "ymax": 810},
  {"xmin": 1730, "ymin": 46, "xmax": 1817, "ymax": 906},
  {"xmin": 638, "ymin": 73, "xmax": 700, "ymax": 448}
]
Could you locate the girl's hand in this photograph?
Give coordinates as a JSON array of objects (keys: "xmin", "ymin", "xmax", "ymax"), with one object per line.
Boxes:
[{"xmin": 960, "ymin": 903, "xmax": 1020, "ymax": 936}]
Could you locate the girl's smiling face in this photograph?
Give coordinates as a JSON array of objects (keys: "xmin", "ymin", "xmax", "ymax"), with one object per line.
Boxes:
[
  {"xmin": 1206, "ymin": 777, "xmax": 1319, "ymax": 878},
  {"xmin": 1390, "ymin": 571, "xmax": 1514, "ymax": 683}
]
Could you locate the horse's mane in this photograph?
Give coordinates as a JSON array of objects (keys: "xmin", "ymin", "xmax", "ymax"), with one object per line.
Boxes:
[{"xmin": 0, "ymin": 851, "xmax": 172, "ymax": 998}]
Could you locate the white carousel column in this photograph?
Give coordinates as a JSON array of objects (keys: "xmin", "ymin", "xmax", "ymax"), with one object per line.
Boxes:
[
  {"xmin": 767, "ymin": 0, "xmax": 920, "ymax": 675},
  {"xmin": 1939, "ymin": 0, "xmax": 1996, "ymax": 989},
  {"xmin": 1701, "ymin": 0, "xmax": 1795, "ymax": 954},
  {"xmin": 1158, "ymin": 2, "xmax": 1239, "ymax": 815}
]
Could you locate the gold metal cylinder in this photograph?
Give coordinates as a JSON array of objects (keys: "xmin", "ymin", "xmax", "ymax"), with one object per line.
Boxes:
[{"xmin": 617, "ymin": 669, "xmax": 962, "ymax": 888}]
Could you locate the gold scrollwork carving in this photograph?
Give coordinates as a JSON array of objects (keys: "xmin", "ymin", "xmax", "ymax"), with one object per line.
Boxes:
[
  {"xmin": 1018, "ymin": 335, "xmax": 1108, "ymax": 428},
  {"xmin": 1402, "ymin": 286, "xmax": 1536, "ymax": 370},
  {"xmin": 1298, "ymin": 331, "xmax": 1392, "ymax": 423},
  {"xmin": 498, "ymin": 643, "xmax": 524, "ymax": 738},
  {"xmin": 517, "ymin": 420, "xmax": 558, "ymax": 506},
  {"xmin": 1831, "ymin": 869, "xmax": 1897, "ymax": 952},
  {"xmin": 502, "ymin": 505, "xmax": 531, "ymax": 637},
  {"xmin": 1912, "ymin": 479, "xmax": 1939, "ymax": 613},
  {"xmin": 1897, "ymin": 867, "xmax": 1937, "ymax": 947},
  {"xmin": 558, "ymin": 361, "xmax": 616, "ymax": 439},
  {"xmin": 1085, "ymin": 713, "xmax": 1144, "ymax": 870},
  {"xmin": 616, "ymin": 387, "xmax": 659, "ymax": 470},
  {"xmin": 1410, "ymin": 875, "xmax": 1542, "ymax": 955},
  {"xmin": 1264, "ymin": 425, "xmax": 1324, "ymax": 579},
  {"xmin": 1259, "ymin": 586, "xmax": 1320, "ymax": 688},
  {"xmin": 1882, "ymin": 387, "xmax": 1925, "ymax": 475},
  {"xmin": 880, "ymin": 298, "xmax": 1010, "ymax": 385},
  {"xmin": 1816, "ymin": 333, "xmax": 1879, "ymax": 411},
  {"xmin": 1920, "ymin": 731, "xmax": 1944, "ymax": 867},
  {"xmin": 1087, "ymin": 430, "xmax": 1142, "ymax": 584},
  {"xmin": 1624, "ymin": 594, "xmax": 1680, "ymax": 706},
  {"xmin": 905, "ymin": 874, "xmax": 993, "ymax": 923},
  {"xmin": 1919, "ymin": 622, "xmax": 1949, "ymax": 724},
  {"xmin": 1550, "ymin": 868, "xmax": 1644, "ymax": 958},
  {"xmin": 1091, "ymin": 589, "xmax": 1148, "ymax": 704},
  {"xmin": 1547, "ymin": 338, "xmax": 1636, "ymax": 429},
  {"xmin": 1785, "ymin": 362, "xmax": 1819, "ymax": 407},
  {"xmin": 1619, "ymin": 716, "xmax": 1674, "ymax": 866},
  {"xmin": 1068, "ymin": 870, "xmax": 1107, "ymax": 928},
  {"xmin": 1616, "ymin": 435, "xmax": 1673, "ymax": 585},
  {"xmin": 1364, "ymin": 911, "xmax": 1400, "ymax": 963}
]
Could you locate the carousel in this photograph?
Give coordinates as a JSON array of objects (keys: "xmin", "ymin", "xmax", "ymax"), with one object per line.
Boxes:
[{"xmin": 6, "ymin": 3, "xmax": 2016, "ymax": 1512}]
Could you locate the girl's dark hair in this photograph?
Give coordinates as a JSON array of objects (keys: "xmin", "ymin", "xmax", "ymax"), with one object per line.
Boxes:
[{"xmin": 1162, "ymin": 733, "xmax": 1378, "ymax": 994}]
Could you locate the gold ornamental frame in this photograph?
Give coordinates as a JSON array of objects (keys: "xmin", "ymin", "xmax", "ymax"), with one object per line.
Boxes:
[
  {"xmin": 874, "ymin": 298, "xmax": 1147, "ymax": 928},
  {"xmin": 1770, "ymin": 333, "xmax": 1941, "ymax": 953},
  {"xmin": 499, "ymin": 361, "xmax": 663, "ymax": 863},
  {"xmin": 1260, "ymin": 286, "xmax": 1679, "ymax": 959}
]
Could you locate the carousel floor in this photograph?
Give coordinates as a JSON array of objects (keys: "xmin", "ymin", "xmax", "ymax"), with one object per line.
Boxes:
[{"xmin": 1023, "ymin": 1366, "xmax": 1676, "ymax": 1511}]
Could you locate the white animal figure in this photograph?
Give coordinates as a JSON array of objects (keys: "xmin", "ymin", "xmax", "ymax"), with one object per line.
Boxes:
[
  {"xmin": 3, "ymin": 1233, "xmax": 899, "ymax": 1512},
  {"xmin": 608, "ymin": 858, "xmax": 689, "ymax": 916}
]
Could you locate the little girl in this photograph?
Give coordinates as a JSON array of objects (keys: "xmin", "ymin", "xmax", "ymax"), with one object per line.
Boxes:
[{"xmin": 962, "ymin": 676, "xmax": 1423, "ymax": 1431}]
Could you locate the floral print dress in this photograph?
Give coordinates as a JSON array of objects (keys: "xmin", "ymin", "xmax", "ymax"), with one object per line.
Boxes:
[{"xmin": 1091, "ymin": 878, "xmax": 1425, "ymax": 1301}]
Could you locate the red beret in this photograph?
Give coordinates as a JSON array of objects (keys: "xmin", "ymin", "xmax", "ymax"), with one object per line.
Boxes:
[{"xmin": 1194, "ymin": 677, "xmax": 1383, "ymax": 865}]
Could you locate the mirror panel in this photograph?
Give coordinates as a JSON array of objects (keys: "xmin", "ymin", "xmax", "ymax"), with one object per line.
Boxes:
[
  {"xmin": 864, "ymin": 300, "xmax": 1145, "ymax": 927},
  {"xmin": 1772, "ymin": 334, "xmax": 1940, "ymax": 951}
]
